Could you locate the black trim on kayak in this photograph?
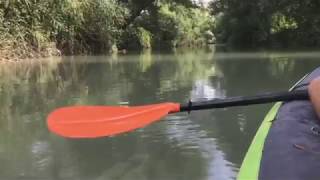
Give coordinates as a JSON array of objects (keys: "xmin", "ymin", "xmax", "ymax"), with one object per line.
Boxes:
[{"xmin": 259, "ymin": 67, "xmax": 320, "ymax": 180}]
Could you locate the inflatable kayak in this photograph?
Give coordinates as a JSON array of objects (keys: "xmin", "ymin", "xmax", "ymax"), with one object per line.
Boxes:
[{"xmin": 238, "ymin": 67, "xmax": 320, "ymax": 180}]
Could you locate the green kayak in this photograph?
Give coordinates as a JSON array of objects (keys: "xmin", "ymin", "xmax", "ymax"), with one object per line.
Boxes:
[{"xmin": 238, "ymin": 67, "xmax": 319, "ymax": 180}]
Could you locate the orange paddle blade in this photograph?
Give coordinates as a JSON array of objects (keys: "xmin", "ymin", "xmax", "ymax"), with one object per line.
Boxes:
[{"xmin": 47, "ymin": 103, "xmax": 180, "ymax": 138}]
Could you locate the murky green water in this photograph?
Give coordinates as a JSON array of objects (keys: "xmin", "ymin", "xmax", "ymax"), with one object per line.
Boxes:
[{"xmin": 0, "ymin": 48, "xmax": 319, "ymax": 179}]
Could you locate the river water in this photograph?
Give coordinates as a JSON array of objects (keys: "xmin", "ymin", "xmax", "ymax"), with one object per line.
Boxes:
[{"xmin": 0, "ymin": 48, "xmax": 319, "ymax": 179}]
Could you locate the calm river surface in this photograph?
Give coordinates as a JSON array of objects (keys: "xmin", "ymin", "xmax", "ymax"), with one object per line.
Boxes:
[{"xmin": 0, "ymin": 48, "xmax": 319, "ymax": 180}]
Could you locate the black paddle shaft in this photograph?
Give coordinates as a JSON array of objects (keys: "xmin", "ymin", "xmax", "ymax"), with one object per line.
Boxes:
[{"xmin": 180, "ymin": 89, "xmax": 309, "ymax": 112}]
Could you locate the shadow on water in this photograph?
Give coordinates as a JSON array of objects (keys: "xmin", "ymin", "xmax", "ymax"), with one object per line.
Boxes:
[{"xmin": 0, "ymin": 49, "xmax": 319, "ymax": 179}]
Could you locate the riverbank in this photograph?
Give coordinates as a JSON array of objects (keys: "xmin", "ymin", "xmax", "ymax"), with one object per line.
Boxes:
[
  {"xmin": 0, "ymin": 1, "xmax": 214, "ymax": 62},
  {"xmin": 0, "ymin": 42, "xmax": 61, "ymax": 62},
  {"xmin": 3, "ymin": 0, "xmax": 318, "ymax": 62}
]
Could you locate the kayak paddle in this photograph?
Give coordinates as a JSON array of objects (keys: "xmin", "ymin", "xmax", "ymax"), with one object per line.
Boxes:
[{"xmin": 47, "ymin": 89, "xmax": 309, "ymax": 138}]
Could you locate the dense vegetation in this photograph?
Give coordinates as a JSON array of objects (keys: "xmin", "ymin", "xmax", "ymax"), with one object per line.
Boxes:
[
  {"xmin": 1, "ymin": 0, "xmax": 320, "ymax": 60},
  {"xmin": 0, "ymin": 0, "xmax": 214, "ymax": 60},
  {"xmin": 208, "ymin": 0, "xmax": 320, "ymax": 48}
]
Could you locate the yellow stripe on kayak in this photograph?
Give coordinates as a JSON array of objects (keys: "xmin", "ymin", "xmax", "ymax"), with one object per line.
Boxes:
[{"xmin": 237, "ymin": 102, "xmax": 282, "ymax": 180}]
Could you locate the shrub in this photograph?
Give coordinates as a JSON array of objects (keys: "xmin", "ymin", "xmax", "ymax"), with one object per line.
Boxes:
[
  {"xmin": 0, "ymin": 0, "xmax": 130, "ymax": 58},
  {"xmin": 123, "ymin": 26, "xmax": 152, "ymax": 50},
  {"xmin": 155, "ymin": 3, "xmax": 214, "ymax": 48}
]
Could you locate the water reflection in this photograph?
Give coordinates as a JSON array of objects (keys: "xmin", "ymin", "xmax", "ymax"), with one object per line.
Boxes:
[
  {"xmin": 191, "ymin": 79, "xmax": 226, "ymax": 101},
  {"xmin": 0, "ymin": 50, "xmax": 319, "ymax": 179},
  {"xmin": 188, "ymin": 74, "xmax": 235, "ymax": 179}
]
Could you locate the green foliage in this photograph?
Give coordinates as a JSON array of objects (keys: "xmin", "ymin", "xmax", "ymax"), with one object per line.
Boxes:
[
  {"xmin": 123, "ymin": 26, "xmax": 152, "ymax": 49},
  {"xmin": 137, "ymin": 27, "xmax": 152, "ymax": 49},
  {"xmin": 279, "ymin": 0, "xmax": 320, "ymax": 46},
  {"xmin": 157, "ymin": 4, "xmax": 180, "ymax": 46},
  {"xmin": 0, "ymin": 1, "xmax": 55, "ymax": 60},
  {"xmin": 46, "ymin": 0, "xmax": 130, "ymax": 54},
  {"xmin": 209, "ymin": 0, "xmax": 320, "ymax": 48},
  {"xmin": 79, "ymin": 0, "xmax": 130, "ymax": 54},
  {"xmin": 121, "ymin": 1, "xmax": 215, "ymax": 49},
  {"xmin": 0, "ymin": 0, "xmax": 214, "ymax": 59},
  {"xmin": 209, "ymin": 0, "xmax": 272, "ymax": 47},
  {"xmin": 155, "ymin": 3, "xmax": 215, "ymax": 48},
  {"xmin": 271, "ymin": 13, "xmax": 297, "ymax": 34},
  {"xmin": 0, "ymin": 0, "xmax": 129, "ymax": 58}
]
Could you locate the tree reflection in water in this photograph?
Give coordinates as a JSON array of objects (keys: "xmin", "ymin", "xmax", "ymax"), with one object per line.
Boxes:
[{"xmin": 0, "ymin": 51, "xmax": 318, "ymax": 179}]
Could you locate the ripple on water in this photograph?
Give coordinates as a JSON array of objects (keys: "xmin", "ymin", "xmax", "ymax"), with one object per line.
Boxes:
[
  {"xmin": 164, "ymin": 114, "xmax": 238, "ymax": 179},
  {"xmin": 30, "ymin": 141, "xmax": 52, "ymax": 171}
]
